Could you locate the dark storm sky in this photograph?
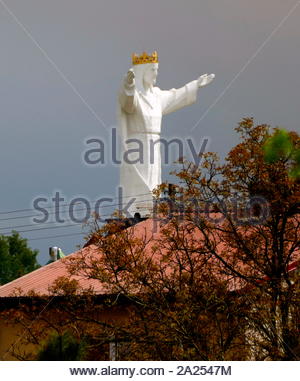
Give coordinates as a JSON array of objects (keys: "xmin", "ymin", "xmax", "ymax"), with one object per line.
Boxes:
[{"xmin": 0, "ymin": 0, "xmax": 299, "ymax": 264}]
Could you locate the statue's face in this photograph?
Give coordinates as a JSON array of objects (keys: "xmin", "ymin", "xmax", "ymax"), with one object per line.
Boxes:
[{"xmin": 143, "ymin": 63, "xmax": 159, "ymax": 86}]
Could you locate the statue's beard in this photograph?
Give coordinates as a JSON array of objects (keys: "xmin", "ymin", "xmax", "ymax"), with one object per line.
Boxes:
[
  {"xmin": 133, "ymin": 64, "xmax": 158, "ymax": 93},
  {"xmin": 148, "ymin": 77, "xmax": 157, "ymax": 86},
  {"xmin": 143, "ymin": 79, "xmax": 156, "ymax": 88}
]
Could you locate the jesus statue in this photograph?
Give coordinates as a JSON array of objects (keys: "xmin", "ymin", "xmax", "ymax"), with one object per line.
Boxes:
[{"xmin": 117, "ymin": 51, "xmax": 215, "ymax": 217}]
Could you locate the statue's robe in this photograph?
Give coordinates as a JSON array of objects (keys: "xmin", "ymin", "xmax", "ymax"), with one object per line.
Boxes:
[{"xmin": 117, "ymin": 79, "xmax": 199, "ymax": 217}]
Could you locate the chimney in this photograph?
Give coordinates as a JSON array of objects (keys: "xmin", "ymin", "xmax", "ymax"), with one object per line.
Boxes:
[
  {"xmin": 48, "ymin": 247, "xmax": 65, "ymax": 263},
  {"xmin": 49, "ymin": 246, "xmax": 59, "ymax": 262}
]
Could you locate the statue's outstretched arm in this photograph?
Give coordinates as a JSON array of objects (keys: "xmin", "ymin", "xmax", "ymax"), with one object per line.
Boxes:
[
  {"xmin": 159, "ymin": 73, "xmax": 215, "ymax": 115},
  {"xmin": 197, "ymin": 73, "xmax": 215, "ymax": 88},
  {"xmin": 119, "ymin": 69, "xmax": 137, "ymax": 114}
]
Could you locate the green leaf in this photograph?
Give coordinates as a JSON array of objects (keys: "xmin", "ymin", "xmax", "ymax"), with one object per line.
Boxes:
[{"xmin": 263, "ymin": 129, "xmax": 293, "ymax": 163}]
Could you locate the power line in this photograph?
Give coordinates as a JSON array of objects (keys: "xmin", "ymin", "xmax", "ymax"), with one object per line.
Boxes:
[
  {"xmin": 0, "ymin": 192, "xmax": 154, "ymax": 215},
  {"xmin": 0, "ymin": 215, "xmax": 95, "ymax": 231},
  {"xmin": 27, "ymin": 231, "xmax": 87, "ymax": 242},
  {"xmin": 0, "ymin": 198, "xmax": 156, "ymax": 234},
  {"xmin": 0, "ymin": 218, "xmax": 77, "ymax": 231},
  {"xmin": 2, "ymin": 223, "xmax": 84, "ymax": 235},
  {"xmin": 0, "ymin": 196, "xmax": 155, "ymax": 222}
]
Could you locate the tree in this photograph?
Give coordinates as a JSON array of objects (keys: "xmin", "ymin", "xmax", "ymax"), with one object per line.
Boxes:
[
  {"xmin": 166, "ymin": 118, "xmax": 300, "ymax": 359},
  {"xmin": 37, "ymin": 331, "xmax": 86, "ymax": 361},
  {"xmin": 4, "ymin": 241, "xmax": 248, "ymax": 360},
  {"xmin": 0, "ymin": 232, "xmax": 40, "ymax": 285},
  {"xmin": 263, "ymin": 128, "xmax": 300, "ymax": 179},
  {"xmin": 4, "ymin": 118, "xmax": 300, "ymax": 361}
]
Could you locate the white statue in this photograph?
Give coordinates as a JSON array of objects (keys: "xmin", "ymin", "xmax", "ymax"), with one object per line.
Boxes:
[{"xmin": 117, "ymin": 51, "xmax": 215, "ymax": 217}]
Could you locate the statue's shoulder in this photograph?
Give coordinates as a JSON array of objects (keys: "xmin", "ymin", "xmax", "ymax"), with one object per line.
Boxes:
[{"xmin": 152, "ymin": 86, "xmax": 162, "ymax": 95}]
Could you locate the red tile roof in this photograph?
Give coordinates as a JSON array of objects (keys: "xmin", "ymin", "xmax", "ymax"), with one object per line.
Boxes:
[
  {"xmin": 0, "ymin": 245, "xmax": 105, "ymax": 297},
  {"xmin": 0, "ymin": 218, "xmax": 159, "ymax": 298},
  {"xmin": 0, "ymin": 217, "xmax": 298, "ymax": 298}
]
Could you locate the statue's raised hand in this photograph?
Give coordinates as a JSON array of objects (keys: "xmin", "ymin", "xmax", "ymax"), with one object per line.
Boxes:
[
  {"xmin": 197, "ymin": 73, "xmax": 215, "ymax": 88},
  {"xmin": 125, "ymin": 69, "xmax": 135, "ymax": 87}
]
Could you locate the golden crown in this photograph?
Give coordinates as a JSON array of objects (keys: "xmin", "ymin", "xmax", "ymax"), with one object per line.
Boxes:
[{"xmin": 132, "ymin": 51, "xmax": 158, "ymax": 65}]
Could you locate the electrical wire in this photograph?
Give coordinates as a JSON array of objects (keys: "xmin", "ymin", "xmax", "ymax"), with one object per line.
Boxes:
[
  {"xmin": 0, "ymin": 195, "xmax": 156, "ymax": 222},
  {"xmin": 26, "ymin": 232, "xmax": 87, "ymax": 242},
  {"xmin": 0, "ymin": 197, "xmax": 157, "ymax": 235},
  {"xmin": 0, "ymin": 191, "xmax": 154, "ymax": 215}
]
